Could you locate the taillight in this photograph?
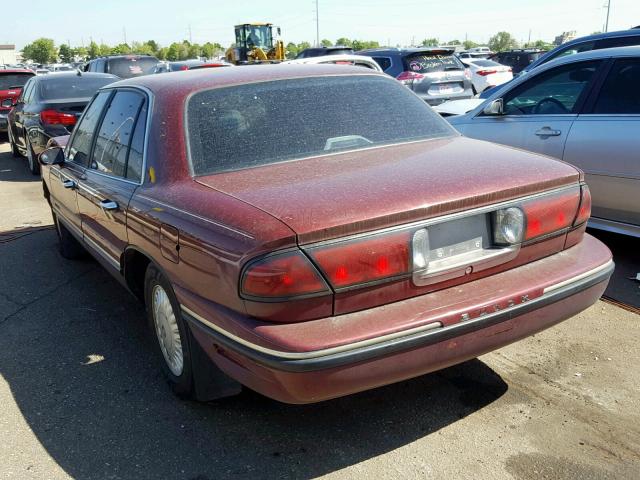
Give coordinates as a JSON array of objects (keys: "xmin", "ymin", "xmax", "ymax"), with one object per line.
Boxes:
[
  {"xmin": 521, "ymin": 188, "xmax": 581, "ymax": 241},
  {"xmin": 396, "ymin": 71, "xmax": 424, "ymax": 85},
  {"xmin": 40, "ymin": 109, "xmax": 77, "ymax": 126},
  {"xmin": 241, "ymin": 251, "xmax": 330, "ymax": 299},
  {"xmin": 574, "ymin": 185, "xmax": 591, "ymax": 226},
  {"xmin": 306, "ymin": 231, "xmax": 411, "ymax": 289},
  {"xmin": 477, "ymin": 69, "xmax": 497, "ymax": 76},
  {"xmin": 180, "ymin": 65, "xmax": 189, "ymax": 71},
  {"xmin": 464, "ymin": 68, "xmax": 471, "ymax": 80}
]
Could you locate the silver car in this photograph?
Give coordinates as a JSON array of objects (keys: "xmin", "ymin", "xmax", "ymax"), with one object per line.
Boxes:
[{"xmin": 449, "ymin": 46, "xmax": 640, "ymax": 238}]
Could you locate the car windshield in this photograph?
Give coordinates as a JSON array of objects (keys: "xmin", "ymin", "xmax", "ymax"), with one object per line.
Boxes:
[
  {"xmin": 0, "ymin": 73, "xmax": 32, "ymax": 90},
  {"xmin": 187, "ymin": 75, "xmax": 456, "ymax": 175},
  {"xmin": 107, "ymin": 57, "xmax": 159, "ymax": 79},
  {"xmin": 404, "ymin": 53, "xmax": 464, "ymax": 73},
  {"xmin": 38, "ymin": 76, "xmax": 116, "ymax": 100}
]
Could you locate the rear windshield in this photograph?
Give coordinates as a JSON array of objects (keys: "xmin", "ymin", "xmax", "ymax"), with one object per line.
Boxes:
[
  {"xmin": 187, "ymin": 75, "xmax": 455, "ymax": 175},
  {"xmin": 0, "ymin": 73, "xmax": 33, "ymax": 90},
  {"xmin": 403, "ymin": 53, "xmax": 464, "ymax": 73},
  {"xmin": 107, "ymin": 57, "xmax": 159, "ymax": 78},
  {"xmin": 472, "ymin": 60, "xmax": 500, "ymax": 67},
  {"xmin": 38, "ymin": 76, "xmax": 116, "ymax": 100}
]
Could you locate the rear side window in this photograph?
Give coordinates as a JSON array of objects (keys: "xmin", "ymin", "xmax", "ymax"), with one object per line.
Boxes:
[
  {"xmin": 592, "ymin": 59, "xmax": 640, "ymax": 114},
  {"xmin": 67, "ymin": 91, "xmax": 112, "ymax": 166},
  {"xmin": 126, "ymin": 102, "xmax": 147, "ymax": 181},
  {"xmin": 372, "ymin": 57, "xmax": 392, "ymax": 71},
  {"xmin": 107, "ymin": 57, "xmax": 159, "ymax": 78},
  {"xmin": 187, "ymin": 75, "xmax": 455, "ymax": 175},
  {"xmin": 595, "ymin": 36, "xmax": 640, "ymax": 49},
  {"xmin": 90, "ymin": 90, "xmax": 145, "ymax": 178},
  {"xmin": 0, "ymin": 73, "xmax": 33, "ymax": 90},
  {"xmin": 403, "ymin": 53, "xmax": 464, "ymax": 73}
]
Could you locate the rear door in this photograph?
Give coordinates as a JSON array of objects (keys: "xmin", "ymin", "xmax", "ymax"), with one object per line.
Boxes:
[
  {"xmin": 460, "ymin": 60, "xmax": 603, "ymax": 160},
  {"xmin": 76, "ymin": 89, "xmax": 147, "ymax": 269},
  {"xmin": 563, "ymin": 58, "xmax": 640, "ymax": 229},
  {"xmin": 9, "ymin": 78, "xmax": 34, "ymax": 150},
  {"xmin": 49, "ymin": 91, "xmax": 112, "ymax": 237}
]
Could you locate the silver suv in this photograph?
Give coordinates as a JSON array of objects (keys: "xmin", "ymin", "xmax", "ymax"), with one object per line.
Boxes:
[{"xmin": 357, "ymin": 47, "xmax": 474, "ymax": 105}]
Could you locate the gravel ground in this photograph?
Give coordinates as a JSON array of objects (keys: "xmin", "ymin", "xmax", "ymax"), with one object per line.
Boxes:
[{"xmin": 1, "ymin": 141, "xmax": 639, "ymax": 480}]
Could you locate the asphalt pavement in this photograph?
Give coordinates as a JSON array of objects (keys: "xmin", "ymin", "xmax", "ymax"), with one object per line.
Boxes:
[{"xmin": 1, "ymin": 141, "xmax": 639, "ymax": 480}]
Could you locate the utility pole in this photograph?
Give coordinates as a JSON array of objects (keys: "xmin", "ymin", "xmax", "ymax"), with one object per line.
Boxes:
[
  {"xmin": 189, "ymin": 24, "xmax": 193, "ymax": 44},
  {"xmin": 604, "ymin": 0, "xmax": 611, "ymax": 32},
  {"xmin": 123, "ymin": 27, "xmax": 127, "ymax": 45},
  {"xmin": 528, "ymin": 29, "xmax": 531, "ymax": 44},
  {"xmin": 315, "ymin": 0, "xmax": 320, "ymax": 47}
]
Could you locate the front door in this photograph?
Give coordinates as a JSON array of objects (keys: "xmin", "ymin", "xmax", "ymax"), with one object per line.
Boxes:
[
  {"xmin": 49, "ymin": 91, "xmax": 112, "ymax": 236},
  {"xmin": 77, "ymin": 89, "xmax": 147, "ymax": 268},
  {"xmin": 462, "ymin": 60, "xmax": 603, "ymax": 160}
]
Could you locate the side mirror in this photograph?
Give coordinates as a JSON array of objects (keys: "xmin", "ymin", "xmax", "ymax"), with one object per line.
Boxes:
[
  {"xmin": 0, "ymin": 98, "xmax": 13, "ymax": 108},
  {"xmin": 39, "ymin": 147, "xmax": 65, "ymax": 166},
  {"xmin": 483, "ymin": 98, "xmax": 504, "ymax": 116}
]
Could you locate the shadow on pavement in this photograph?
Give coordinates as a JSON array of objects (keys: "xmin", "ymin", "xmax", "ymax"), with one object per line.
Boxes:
[
  {"xmin": 0, "ymin": 146, "xmax": 37, "ymax": 183},
  {"xmin": 588, "ymin": 229, "xmax": 640, "ymax": 309},
  {"xmin": 0, "ymin": 230, "xmax": 508, "ymax": 480}
]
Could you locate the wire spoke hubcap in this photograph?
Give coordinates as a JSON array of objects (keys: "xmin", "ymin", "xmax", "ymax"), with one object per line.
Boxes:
[{"xmin": 152, "ymin": 285, "xmax": 184, "ymax": 376}]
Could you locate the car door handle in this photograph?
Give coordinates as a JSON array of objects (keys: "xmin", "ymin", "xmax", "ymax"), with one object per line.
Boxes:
[
  {"xmin": 99, "ymin": 199, "xmax": 119, "ymax": 211},
  {"xmin": 535, "ymin": 127, "xmax": 561, "ymax": 137},
  {"xmin": 62, "ymin": 179, "xmax": 77, "ymax": 189}
]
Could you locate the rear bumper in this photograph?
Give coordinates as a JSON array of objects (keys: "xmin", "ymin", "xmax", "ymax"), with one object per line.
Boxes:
[{"xmin": 185, "ymin": 235, "xmax": 613, "ymax": 403}]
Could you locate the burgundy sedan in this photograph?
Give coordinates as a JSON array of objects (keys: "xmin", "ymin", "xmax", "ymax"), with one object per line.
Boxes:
[{"xmin": 38, "ymin": 65, "xmax": 613, "ymax": 404}]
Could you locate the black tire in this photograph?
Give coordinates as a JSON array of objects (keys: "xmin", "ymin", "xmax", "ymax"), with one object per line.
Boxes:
[
  {"xmin": 26, "ymin": 139, "xmax": 40, "ymax": 176},
  {"xmin": 53, "ymin": 212, "xmax": 85, "ymax": 259},
  {"xmin": 145, "ymin": 264, "xmax": 195, "ymax": 399}
]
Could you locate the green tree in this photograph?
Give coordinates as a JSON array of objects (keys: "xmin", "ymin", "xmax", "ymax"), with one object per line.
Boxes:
[
  {"xmin": 99, "ymin": 43, "xmax": 112, "ymax": 56},
  {"xmin": 157, "ymin": 47, "xmax": 169, "ymax": 60},
  {"xmin": 111, "ymin": 43, "xmax": 131, "ymax": 55},
  {"xmin": 58, "ymin": 43, "xmax": 73, "ymax": 62},
  {"xmin": 335, "ymin": 37, "xmax": 352, "ymax": 47},
  {"xmin": 447, "ymin": 39, "xmax": 461, "ymax": 45},
  {"xmin": 285, "ymin": 42, "xmax": 299, "ymax": 59},
  {"xmin": 73, "ymin": 46, "xmax": 88, "ymax": 60},
  {"xmin": 463, "ymin": 40, "xmax": 479, "ymax": 50},
  {"xmin": 524, "ymin": 39, "xmax": 554, "ymax": 50},
  {"xmin": 421, "ymin": 38, "xmax": 439, "ymax": 47},
  {"xmin": 188, "ymin": 44, "xmax": 202, "ymax": 58},
  {"xmin": 351, "ymin": 40, "xmax": 380, "ymax": 51},
  {"xmin": 321, "ymin": 39, "xmax": 333, "ymax": 47},
  {"xmin": 488, "ymin": 31, "xmax": 519, "ymax": 52},
  {"xmin": 22, "ymin": 38, "xmax": 57, "ymax": 64},
  {"xmin": 297, "ymin": 41, "xmax": 311, "ymax": 52},
  {"xmin": 87, "ymin": 41, "xmax": 100, "ymax": 59},
  {"xmin": 144, "ymin": 40, "xmax": 159, "ymax": 53}
]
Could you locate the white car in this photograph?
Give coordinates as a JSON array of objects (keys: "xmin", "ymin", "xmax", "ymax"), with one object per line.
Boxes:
[
  {"xmin": 461, "ymin": 59, "xmax": 513, "ymax": 94},
  {"xmin": 281, "ymin": 54, "xmax": 383, "ymax": 72}
]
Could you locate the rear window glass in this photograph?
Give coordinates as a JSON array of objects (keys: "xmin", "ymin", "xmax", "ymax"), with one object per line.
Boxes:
[
  {"xmin": 0, "ymin": 73, "xmax": 33, "ymax": 90},
  {"xmin": 472, "ymin": 60, "xmax": 500, "ymax": 67},
  {"xmin": 404, "ymin": 53, "xmax": 464, "ymax": 73},
  {"xmin": 107, "ymin": 57, "xmax": 159, "ymax": 78},
  {"xmin": 38, "ymin": 76, "xmax": 116, "ymax": 100},
  {"xmin": 187, "ymin": 75, "xmax": 455, "ymax": 175}
]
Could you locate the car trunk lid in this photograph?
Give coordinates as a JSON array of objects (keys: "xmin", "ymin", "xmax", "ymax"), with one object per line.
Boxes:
[{"xmin": 195, "ymin": 136, "xmax": 580, "ymax": 245}]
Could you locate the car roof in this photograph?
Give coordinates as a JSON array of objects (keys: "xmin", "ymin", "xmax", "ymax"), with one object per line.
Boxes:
[
  {"xmin": 106, "ymin": 63, "xmax": 385, "ymax": 95},
  {"xmin": 93, "ymin": 55, "xmax": 158, "ymax": 60},
  {"xmin": 0, "ymin": 69, "xmax": 35, "ymax": 74},
  {"xmin": 557, "ymin": 28, "xmax": 640, "ymax": 45},
  {"xmin": 357, "ymin": 47, "xmax": 455, "ymax": 55},
  {"xmin": 33, "ymin": 72, "xmax": 118, "ymax": 81},
  {"xmin": 537, "ymin": 44, "xmax": 640, "ymax": 67}
]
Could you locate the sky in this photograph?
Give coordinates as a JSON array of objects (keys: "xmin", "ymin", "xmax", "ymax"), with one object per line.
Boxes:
[{"xmin": 3, "ymin": 0, "xmax": 639, "ymax": 50}]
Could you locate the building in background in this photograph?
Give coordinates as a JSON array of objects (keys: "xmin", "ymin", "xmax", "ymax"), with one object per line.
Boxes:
[
  {"xmin": 0, "ymin": 45, "xmax": 19, "ymax": 65},
  {"xmin": 553, "ymin": 31, "xmax": 577, "ymax": 46}
]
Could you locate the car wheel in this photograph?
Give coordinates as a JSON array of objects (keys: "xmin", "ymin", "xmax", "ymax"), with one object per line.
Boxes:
[
  {"xmin": 26, "ymin": 140, "xmax": 40, "ymax": 176},
  {"xmin": 145, "ymin": 264, "xmax": 195, "ymax": 398},
  {"xmin": 53, "ymin": 212, "xmax": 85, "ymax": 259}
]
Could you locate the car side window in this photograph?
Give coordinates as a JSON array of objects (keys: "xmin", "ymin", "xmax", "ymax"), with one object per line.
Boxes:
[
  {"xmin": 372, "ymin": 57, "xmax": 392, "ymax": 72},
  {"xmin": 501, "ymin": 61, "xmax": 600, "ymax": 115},
  {"xmin": 126, "ymin": 101, "xmax": 147, "ymax": 182},
  {"xmin": 67, "ymin": 91, "xmax": 111, "ymax": 166},
  {"xmin": 19, "ymin": 80, "xmax": 34, "ymax": 103},
  {"xmin": 89, "ymin": 90, "xmax": 145, "ymax": 178},
  {"xmin": 595, "ymin": 36, "xmax": 640, "ymax": 49},
  {"xmin": 592, "ymin": 59, "xmax": 640, "ymax": 114}
]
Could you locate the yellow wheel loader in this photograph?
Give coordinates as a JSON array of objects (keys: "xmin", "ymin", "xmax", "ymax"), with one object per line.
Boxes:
[{"xmin": 226, "ymin": 23, "xmax": 285, "ymax": 64}]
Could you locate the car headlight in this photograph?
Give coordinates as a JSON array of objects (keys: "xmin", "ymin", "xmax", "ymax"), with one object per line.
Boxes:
[{"xmin": 493, "ymin": 207, "xmax": 524, "ymax": 245}]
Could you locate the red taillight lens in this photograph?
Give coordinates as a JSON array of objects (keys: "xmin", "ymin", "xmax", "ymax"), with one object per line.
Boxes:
[
  {"xmin": 307, "ymin": 231, "xmax": 411, "ymax": 288},
  {"xmin": 180, "ymin": 65, "xmax": 189, "ymax": 71},
  {"xmin": 574, "ymin": 185, "xmax": 591, "ymax": 226},
  {"xmin": 396, "ymin": 71, "xmax": 424, "ymax": 84},
  {"xmin": 241, "ymin": 251, "xmax": 329, "ymax": 299},
  {"xmin": 40, "ymin": 109, "xmax": 77, "ymax": 126},
  {"xmin": 477, "ymin": 69, "xmax": 497, "ymax": 76},
  {"xmin": 522, "ymin": 188, "xmax": 581, "ymax": 240}
]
